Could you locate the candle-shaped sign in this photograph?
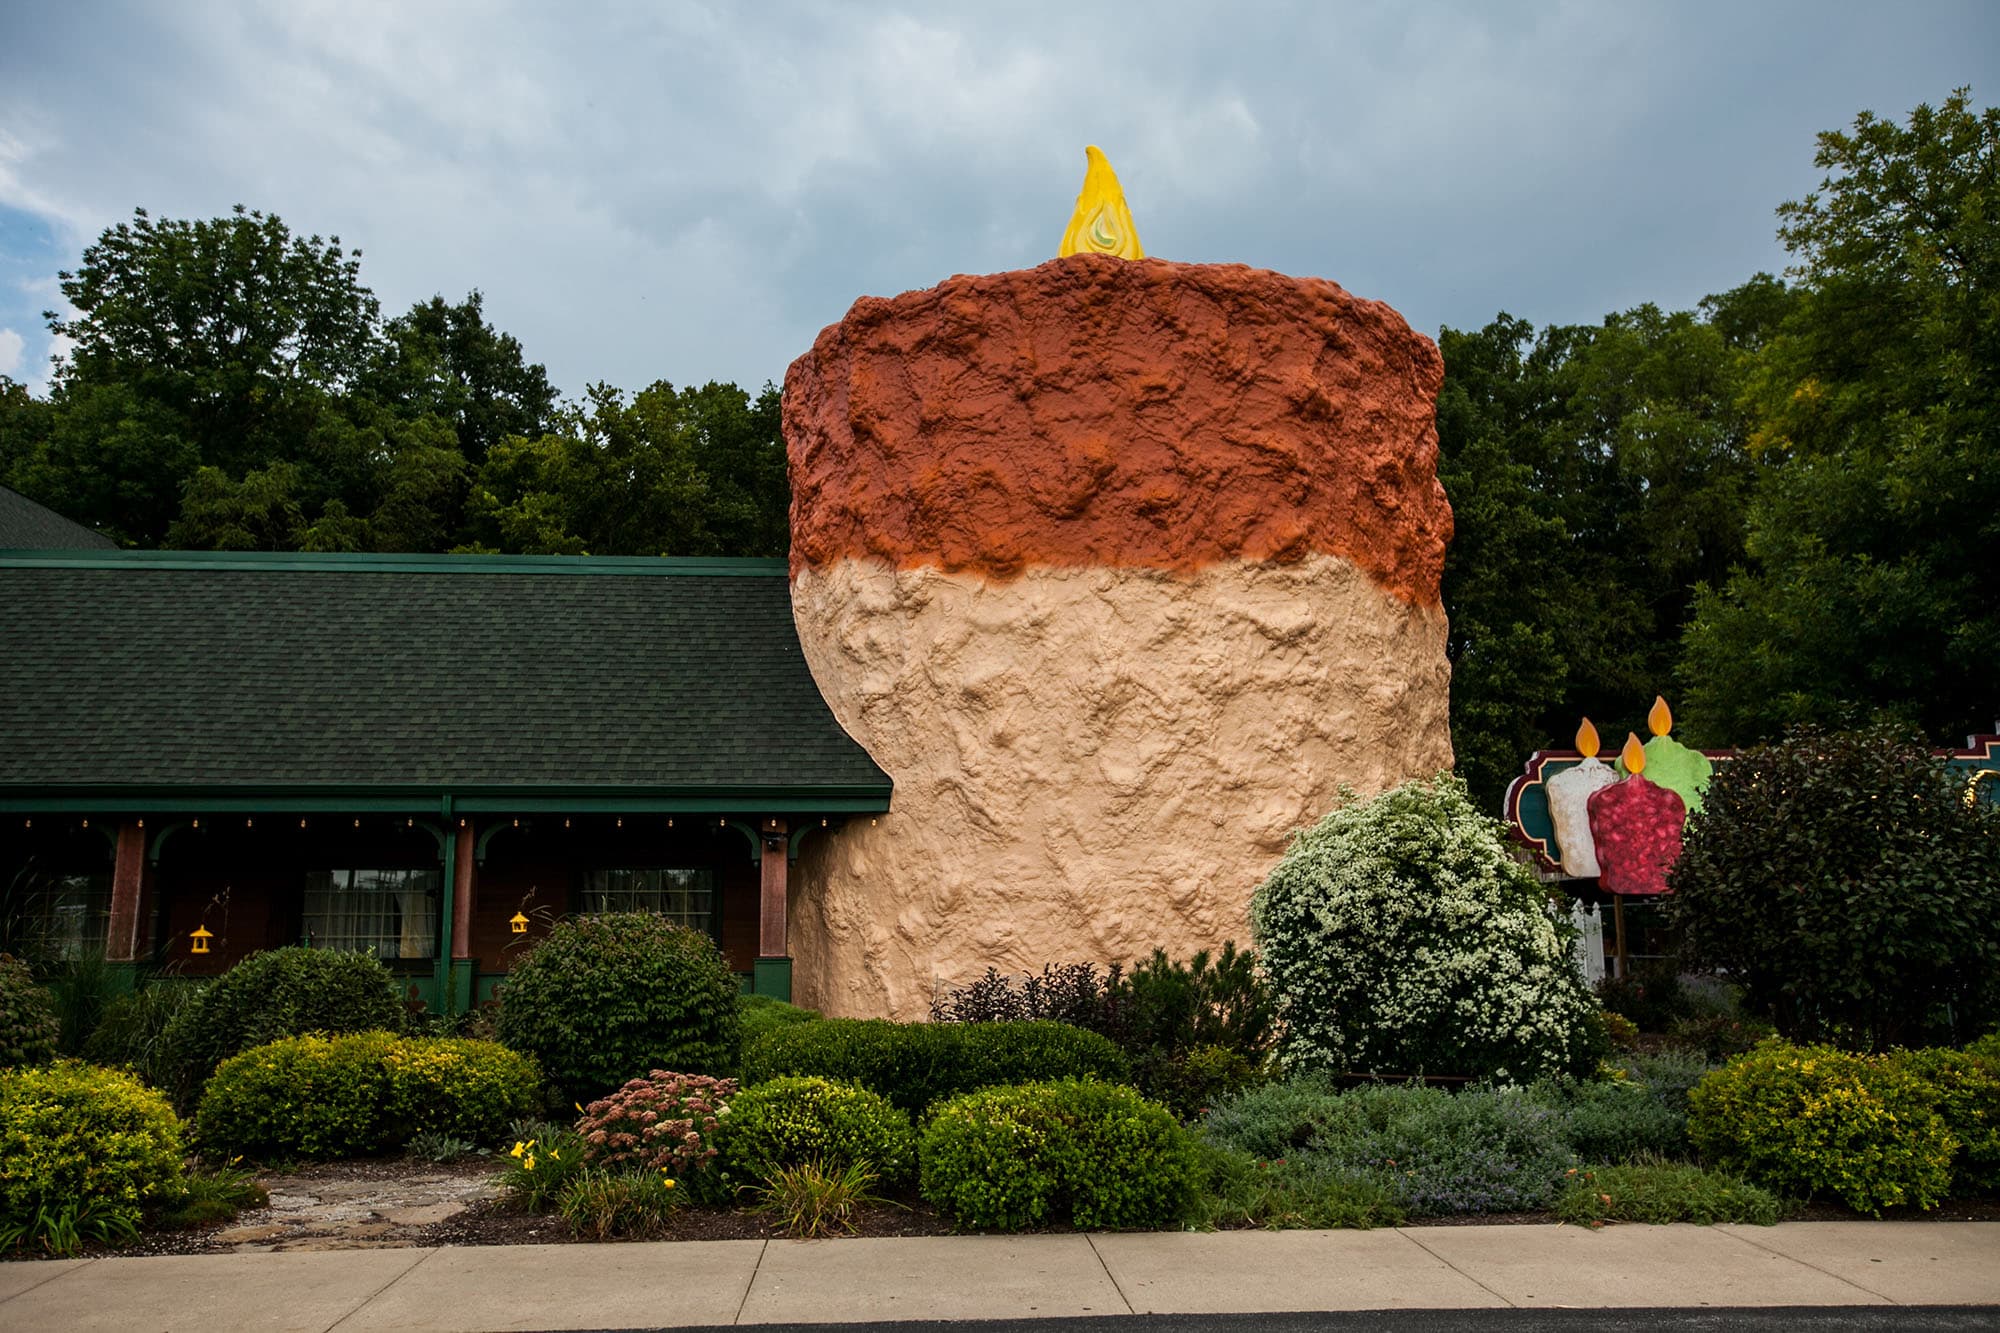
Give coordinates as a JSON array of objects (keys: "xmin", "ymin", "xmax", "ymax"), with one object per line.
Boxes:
[
  {"xmin": 1588, "ymin": 732, "xmax": 1687, "ymax": 895},
  {"xmin": 1545, "ymin": 718, "xmax": 1617, "ymax": 877},
  {"xmin": 1618, "ymin": 696, "xmax": 1715, "ymax": 816}
]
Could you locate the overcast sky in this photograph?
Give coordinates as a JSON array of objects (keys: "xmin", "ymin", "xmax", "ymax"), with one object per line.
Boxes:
[{"xmin": 1, "ymin": 2, "xmax": 1993, "ymax": 400}]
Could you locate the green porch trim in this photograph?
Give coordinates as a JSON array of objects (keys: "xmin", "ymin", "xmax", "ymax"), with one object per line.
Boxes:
[
  {"xmin": 0, "ymin": 550, "xmax": 791, "ymax": 577},
  {"xmin": 751, "ymin": 957, "xmax": 793, "ymax": 1002},
  {"xmin": 721, "ymin": 818, "xmax": 761, "ymax": 864}
]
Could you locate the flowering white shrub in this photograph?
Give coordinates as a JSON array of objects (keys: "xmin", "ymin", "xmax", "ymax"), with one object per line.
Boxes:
[{"xmin": 1251, "ymin": 775, "xmax": 1602, "ymax": 1082}]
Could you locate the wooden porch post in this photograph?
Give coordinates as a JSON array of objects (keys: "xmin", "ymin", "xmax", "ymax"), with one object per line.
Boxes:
[
  {"xmin": 106, "ymin": 819, "xmax": 147, "ymax": 963},
  {"xmin": 452, "ymin": 821, "xmax": 475, "ymax": 963},
  {"xmin": 755, "ymin": 817, "xmax": 791, "ymax": 1001}
]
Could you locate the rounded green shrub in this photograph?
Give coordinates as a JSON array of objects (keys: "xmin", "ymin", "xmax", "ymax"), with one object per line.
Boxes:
[
  {"xmin": 1687, "ymin": 1040, "xmax": 1957, "ymax": 1213},
  {"xmin": 196, "ymin": 1032, "xmax": 540, "ymax": 1159},
  {"xmin": 496, "ymin": 914, "xmax": 739, "ymax": 1101},
  {"xmin": 919, "ymin": 1079, "xmax": 1199, "ymax": 1230},
  {"xmin": 0, "ymin": 954, "xmax": 60, "ymax": 1068},
  {"xmin": 1669, "ymin": 725, "xmax": 2000, "ymax": 1050},
  {"xmin": 1251, "ymin": 775, "xmax": 1602, "ymax": 1082},
  {"xmin": 738, "ymin": 994, "xmax": 821, "ymax": 1052},
  {"xmin": 0, "ymin": 1060, "xmax": 185, "ymax": 1242},
  {"xmin": 717, "ymin": 1076, "xmax": 916, "ymax": 1188},
  {"xmin": 742, "ymin": 1018, "xmax": 1129, "ymax": 1112},
  {"xmin": 160, "ymin": 946, "xmax": 404, "ymax": 1108}
]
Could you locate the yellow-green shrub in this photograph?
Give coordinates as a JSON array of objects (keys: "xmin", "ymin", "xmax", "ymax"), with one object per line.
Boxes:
[
  {"xmin": 196, "ymin": 1032, "xmax": 540, "ymax": 1159},
  {"xmin": 1688, "ymin": 1040, "xmax": 1956, "ymax": 1213},
  {"xmin": 716, "ymin": 1076, "xmax": 916, "ymax": 1189},
  {"xmin": 0, "ymin": 1061, "xmax": 185, "ymax": 1245},
  {"xmin": 1890, "ymin": 1046, "xmax": 2000, "ymax": 1194}
]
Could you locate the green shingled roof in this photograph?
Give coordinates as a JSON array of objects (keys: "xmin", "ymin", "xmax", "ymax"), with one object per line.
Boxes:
[
  {"xmin": 0, "ymin": 552, "xmax": 890, "ymax": 807},
  {"xmin": 0, "ymin": 485, "xmax": 116, "ymax": 550}
]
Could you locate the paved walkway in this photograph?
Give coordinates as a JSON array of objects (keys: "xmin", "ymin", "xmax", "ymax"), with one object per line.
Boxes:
[{"xmin": 1, "ymin": 1222, "xmax": 1994, "ymax": 1331}]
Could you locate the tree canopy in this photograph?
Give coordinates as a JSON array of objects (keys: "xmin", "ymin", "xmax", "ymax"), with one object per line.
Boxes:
[{"xmin": 2, "ymin": 206, "xmax": 787, "ymax": 557}]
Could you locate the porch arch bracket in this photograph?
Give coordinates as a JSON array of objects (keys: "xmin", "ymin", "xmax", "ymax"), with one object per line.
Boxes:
[
  {"xmin": 147, "ymin": 820, "xmax": 193, "ymax": 866},
  {"xmin": 789, "ymin": 818, "xmax": 846, "ymax": 865},
  {"xmin": 720, "ymin": 818, "xmax": 760, "ymax": 865},
  {"xmin": 475, "ymin": 820, "xmax": 511, "ymax": 865}
]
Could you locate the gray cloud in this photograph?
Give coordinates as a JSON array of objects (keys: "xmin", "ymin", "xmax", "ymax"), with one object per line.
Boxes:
[{"xmin": 1, "ymin": 1, "xmax": 1993, "ymax": 398}]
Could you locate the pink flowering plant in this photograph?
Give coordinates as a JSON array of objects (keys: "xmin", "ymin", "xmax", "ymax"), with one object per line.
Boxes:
[{"xmin": 576, "ymin": 1070, "xmax": 737, "ymax": 1178}]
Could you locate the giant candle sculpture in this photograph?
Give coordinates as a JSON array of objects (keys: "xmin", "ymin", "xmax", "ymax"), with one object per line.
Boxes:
[
  {"xmin": 783, "ymin": 148, "xmax": 1456, "ymax": 1018},
  {"xmin": 1545, "ymin": 719, "xmax": 1616, "ymax": 877},
  {"xmin": 1624, "ymin": 696, "xmax": 1713, "ymax": 815},
  {"xmin": 1588, "ymin": 733, "xmax": 1687, "ymax": 896}
]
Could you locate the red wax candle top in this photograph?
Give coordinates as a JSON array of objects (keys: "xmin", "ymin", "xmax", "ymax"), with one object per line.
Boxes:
[{"xmin": 1586, "ymin": 773, "xmax": 1686, "ymax": 896}]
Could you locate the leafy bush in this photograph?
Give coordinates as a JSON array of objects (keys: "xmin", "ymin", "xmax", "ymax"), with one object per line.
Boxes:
[
  {"xmin": 160, "ymin": 946, "xmax": 405, "ymax": 1109},
  {"xmin": 0, "ymin": 1060, "xmax": 185, "ymax": 1253},
  {"xmin": 739, "ymin": 994, "xmax": 821, "ymax": 1050},
  {"xmin": 1555, "ymin": 1161, "xmax": 1783, "ymax": 1226},
  {"xmin": 1666, "ymin": 1012, "xmax": 1778, "ymax": 1061},
  {"xmin": 1595, "ymin": 964, "xmax": 1691, "ymax": 1034},
  {"xmin": 576, "ymin": 1070, "xmax": 735, "ymax": 1176},
  {"xmin": 920, "ymin": 1079, "xmax": 1199, "ymax": 1231},
  {"xmin": 0, "ymin": 954, "xmax": 60, "ymax": 1068},
  {"xmin": 39, "ymin": 951, "xmax": 125, "ymax": 1056},
  {"xmin": 1622, "ymin": 1048, "xmax": 1719, "ymax": 1117},
  {"xmin": 498, "ymin": 1126, "xmax": 588, "ymax": 1212},
  {"xmin": 715, "ymin": 1076, "xmax": 916, "ymax": 1193},
  {"xmin": 929, "ymin": 946, "xmax": 1278, "ymax": 1117},
  {"xmin": 1687, "ymin": 1040, "xmax": 1956, "ymax": 1213},
  {"xmin": 496, "ymin": 914, "xmax": 740, "ymax": 1102},
  {"xmin": 195, "ymin": 1032, "xmax": 540, "ymax": 1159},
  {"xmin": 83, "ymin": 981, "xmax": 205, "ymax": 1087},
  {"xmin": 404, "ymin": 1131, "xmax": 477, "ymax": 1163},
  {"xmin": 1190, "ymin": 1140, "xmax": 1404, "ymax": 1230},
  {"xmin": 1251, "ymin": 776, "xmax": 1601, "ymax": 1082},
  {"xmin": 932, "ymin": 962, "xmax": 1113, "ymax": 1028},
  {"xmin": 1890, "ymin": 1047, "xmax": 2000, "ymax": 1194},
  {"xmin": 1669, "ymin": 725, "xmax": 2000, "ymax": 1050},
  {"xmin": 154, "ymin": 1162, "xmax": 268, "ymax": 1230},
  {"xmin": 555, "ymin": 1166, "xmax": 680, "ymax": 1239},
  {"xmin": 1203, "ymin": 1078, "xmax": 1577, "ymax": 1215},
  {"xmin": 742, "ymin": 1018, "xmax": 1129, "ymax": 1113},
  {"xmin": 755, "ymin": 1159, "xmax": 886, "ymax": 1238},
  {"xmin": 1543, "ymin": 1077, "xmax": 1693, "ymax": 1163}
]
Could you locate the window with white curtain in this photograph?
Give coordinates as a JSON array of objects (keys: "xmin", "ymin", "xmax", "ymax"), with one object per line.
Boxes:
[
  {"xmin": 582, "ymin": 867, "xmax": 715, "ymax": 934},
  {"xmin": 10, "ymin": 872, "xmax": 110, "ymax": 961},
  {"xmin": 304, "ymin": 869, "xmax": 439, "ymax": 960}
]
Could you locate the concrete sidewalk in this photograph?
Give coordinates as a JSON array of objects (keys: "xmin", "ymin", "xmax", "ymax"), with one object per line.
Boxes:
[{"xmin": 0, "ymin": 1222, "xmax": 1994, "ymax": 1331}]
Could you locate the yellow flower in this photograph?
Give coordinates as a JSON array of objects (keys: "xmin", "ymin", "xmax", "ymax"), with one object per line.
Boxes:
[
  {"xmin": 524, "ymin": 1155, "xmax": 537, "ymax": 1171},
  {"xmin": 548, "ymin": 1149, "xmax": 561, "ymax": 1161},
  {"xmin": 662, "ymin": 1178, "xmax": 676, "ymax": 1189},
  {"xmin": 509, "ymin": 1141, "xmax": 527, "ymax": 1159}
]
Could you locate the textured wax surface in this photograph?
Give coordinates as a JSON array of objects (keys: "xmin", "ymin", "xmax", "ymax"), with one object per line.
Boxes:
[
  {"xmin": 784, "ymin": 254, "xmax": 1450, "ymax": 604},
  {"xmin": 790, "ymin": 556, "xmax": 1452, "ymax": 1019},
  {"xmin": 1587, "ymin": 775, "xmax": 1687, "ymax": 897}
]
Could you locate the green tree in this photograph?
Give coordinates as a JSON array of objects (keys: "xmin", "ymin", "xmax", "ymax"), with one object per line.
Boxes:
[
  {"xmin": 466, "ymin": 379, "xmax": 787, "ymax": 557},
  {"xmin": 1437, "ymin": 288, "xmax": 1776, "ymax": 805},
  {"xmin": 366, "ymin": 291, "xmax": 558, "ymax": 466},
  {"xmin": 1682, "ymin": 89, "xmax": 1999, "ymax": 743}
]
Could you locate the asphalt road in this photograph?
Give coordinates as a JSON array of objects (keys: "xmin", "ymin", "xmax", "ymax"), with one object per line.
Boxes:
[{"xmin": 616, "ymin": 1309, "xmax": 2000, "ymax": 1333}]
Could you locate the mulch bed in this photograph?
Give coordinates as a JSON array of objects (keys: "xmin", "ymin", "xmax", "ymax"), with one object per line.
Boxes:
[{"xmin": 30, "ymin": 1155, "xmax": 2000, "ymax": 1262}]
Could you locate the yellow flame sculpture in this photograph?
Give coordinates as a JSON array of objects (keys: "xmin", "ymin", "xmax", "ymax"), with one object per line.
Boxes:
[
  {"xmin": 1621, "ymin": 733, "xmax": 1648, "ymax": 775},
  {"xmin": 1060, "ymin": 146, "xmax": 1144, "ymax": 260},
  {"xmin": 1575, "ymin": 718, "xmax": 1601, "ymax": 759},
  {"xmin": 1648, "ymin": 695, "xmax": 1673, "ymax": 737}
]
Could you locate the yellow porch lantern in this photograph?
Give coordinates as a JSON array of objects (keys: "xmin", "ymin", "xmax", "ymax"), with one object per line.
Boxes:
[
  {"xmin": 190, "ymin": 924, "xmax": 214, "ymax": 955},
  {"xmin": 509, "ymin": 911, "xmax": 530, "ymax": 935}
]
